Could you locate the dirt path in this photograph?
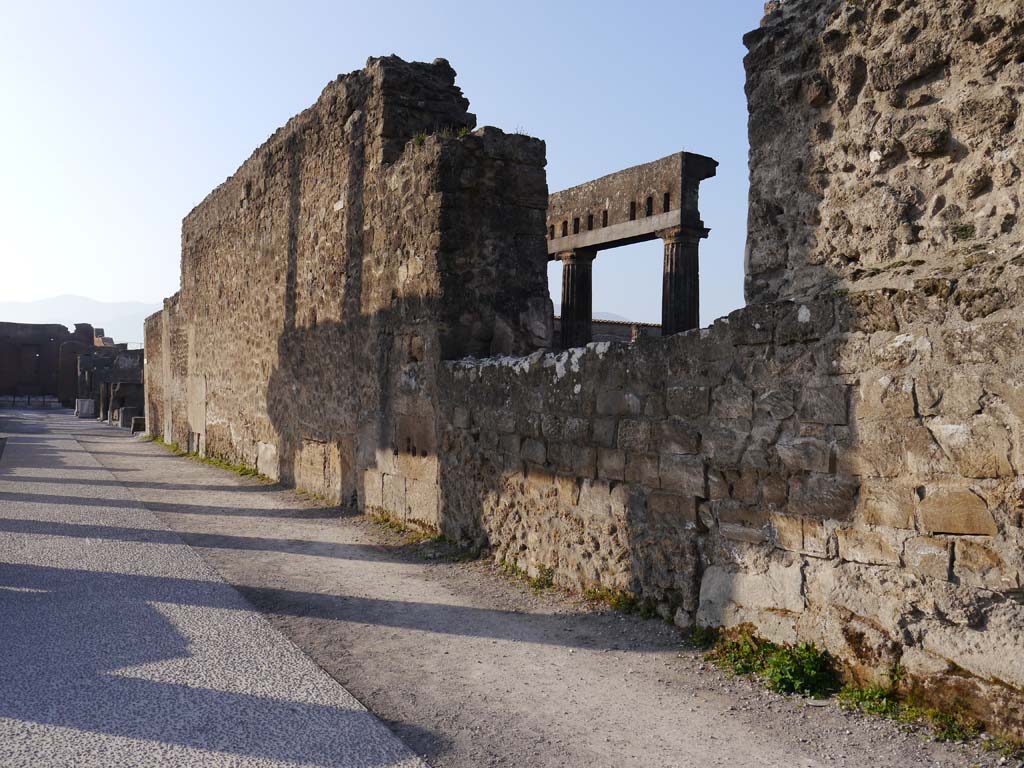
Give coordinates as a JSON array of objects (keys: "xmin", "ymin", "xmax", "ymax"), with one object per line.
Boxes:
[{"xmin": 77, "ymin": 426, "xmax": 1011, "ymax": 768}]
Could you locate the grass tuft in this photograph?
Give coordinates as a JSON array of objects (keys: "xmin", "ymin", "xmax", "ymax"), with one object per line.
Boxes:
[{"xmin": 707, "ymin": 630, "xmax": 838, "ymax": 698}]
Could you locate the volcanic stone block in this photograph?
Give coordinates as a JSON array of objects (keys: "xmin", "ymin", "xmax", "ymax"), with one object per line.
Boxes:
[{"xmin": 659, "ymin": 454, "xmax": 705, "ymax": 496}]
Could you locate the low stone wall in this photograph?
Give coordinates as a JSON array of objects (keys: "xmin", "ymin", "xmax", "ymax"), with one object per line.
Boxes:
[{"xmin": 432, "ymin": 266, "xmax": 1024, "ymax": 734}]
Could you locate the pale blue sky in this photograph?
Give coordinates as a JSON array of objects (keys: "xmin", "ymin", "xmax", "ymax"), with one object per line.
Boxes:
[{"xmin": 0, "ymin": 0, "xmax": 764, "ymax": 326}]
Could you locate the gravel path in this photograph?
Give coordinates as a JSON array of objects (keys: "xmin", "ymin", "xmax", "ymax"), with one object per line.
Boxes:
[
  {"xmin": 6, "ymin": 409, "xmax": 1018, "ymax": 767},
  {"xmin": 0, "ymin": 409, "xmax": 424, "ymax": 768}
]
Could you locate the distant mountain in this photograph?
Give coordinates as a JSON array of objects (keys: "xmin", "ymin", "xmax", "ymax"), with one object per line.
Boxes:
[
  {"xmin": 552, "ymin": 305, "xmax": 632, "ymax": 322},
  {"xmin": 0, "ymin": 295, "xmax": 161, "ymax": 345}
]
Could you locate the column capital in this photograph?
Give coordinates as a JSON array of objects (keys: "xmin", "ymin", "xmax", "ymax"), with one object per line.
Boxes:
[
  {"xmin": 557, "ymin": 247, "xmax": 598, "ymax": 264},
  {"xmin": 657, "ymin": 225, "xmax": 710, "ymax": 245}
]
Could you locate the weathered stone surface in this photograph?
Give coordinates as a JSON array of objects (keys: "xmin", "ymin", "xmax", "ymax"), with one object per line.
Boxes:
[
  {"xmin": 857, "ymin": 480, "xmax": 916, "ymax": 529},
  {"xmin": 776, "ymin": 436, "xmax": 831, "ymax": 473},
  {"xmin": 659, "ymin": 454, "xmax": 705, "ymax": 496},
  {"xmin": 919, "ymin": 488, "xmax": 997, "ymax": 536},
  {"xmin": 837, "ymin": 527, "xmax": 901, "ymax": 566},
  {"xmin": 903, "ymin": 536, "xmax": 952, "ymax": 581},
  {"xmin": 697, "ymin": 562, "xmax": 805, "ymax": 626}
]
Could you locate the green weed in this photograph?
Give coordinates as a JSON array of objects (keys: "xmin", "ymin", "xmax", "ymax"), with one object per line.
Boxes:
[
  {"xmin": 529, "ymin": 565, "xmax": 555, "ymax": 592},
  {"xmin": 584, "ymin": 586, "xmax": 641, "ymax": 614},
  {"xmin": 707, "ymin": 630, "xmax": 838, "ymax": 698},
  {"xmin": 687, "ymin": 626, "xmax": 720, "ymax": 649}
]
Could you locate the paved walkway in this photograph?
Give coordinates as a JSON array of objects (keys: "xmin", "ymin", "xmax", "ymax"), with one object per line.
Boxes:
[{"xmin": 0, "ymin": 409, "xmax": 423, "ymax": 768}]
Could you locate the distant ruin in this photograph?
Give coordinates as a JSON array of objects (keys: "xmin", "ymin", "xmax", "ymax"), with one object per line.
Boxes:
[
  {"xmin": 0, "ymin": 321, "xmax": 144, "ymax": 423},
  {"xmin": 145, "ymin": 1, "xmax": 1024, "ymax": 737}
]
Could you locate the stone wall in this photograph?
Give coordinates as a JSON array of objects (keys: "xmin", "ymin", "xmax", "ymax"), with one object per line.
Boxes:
[
  {"xmin": 436, "ymin": 274, "xmax": 1024, "ymax": 733},
  {"xmin": 744, "ymin": 0, "xmax": 1023, "ymax": 304},
  {"xmin": 145, "ymin": 4, "xmax": 1024, "ymax": 737},
  {"xmin": 145, "ymin": 57, "xmax": 549, "ymax": 515},
  {"xmin": 0, "ymin": 322, "xmax": 96, "ymax": 404}
]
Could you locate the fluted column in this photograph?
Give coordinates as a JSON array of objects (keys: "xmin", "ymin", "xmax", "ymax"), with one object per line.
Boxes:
[
  {"xmin": 661, "ymin": 227, "xmax": 707, "ymax": 336},
  {"xmin": 559, "ymin": 248, "xmax": 596, "ymax": 349}
]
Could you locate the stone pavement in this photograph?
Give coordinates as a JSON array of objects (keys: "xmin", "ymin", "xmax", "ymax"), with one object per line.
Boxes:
[{"xmin": 0, "ymin": 409, "xmax": 424, "ymax": 768}]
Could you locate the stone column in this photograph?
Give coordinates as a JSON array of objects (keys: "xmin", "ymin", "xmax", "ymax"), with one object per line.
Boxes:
[
  {"xmin": 660, "ymin": 227, "xmax": 708, "ymax": 336},
  {"xmin": 559, "ymin": 248, "xmax": 596, "ymax": 349}
]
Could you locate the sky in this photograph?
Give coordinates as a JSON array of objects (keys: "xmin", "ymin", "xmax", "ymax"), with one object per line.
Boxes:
[{"xmin": 0, "ymin": 0, "xmax": 764, "ymax": 327}]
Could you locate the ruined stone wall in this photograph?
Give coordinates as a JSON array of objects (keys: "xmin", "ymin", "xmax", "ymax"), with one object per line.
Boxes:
[
  {"xmin": 0, "ymin": 322, "xmax": 95, "ymax": 403},
  {"xmin": 426, "ymin": 0, "xmax": 1024, "ymax": 736},
  {"xmin": 145, "ymin": 57, "xmax": 549, "ymax": 511},
  {"xmin": 744, "ymin": 0, "xmax": 1023, "ymax": 304},
  {"xmin": 145, "ymin": 8, "xmax": 1024, "ymax": 735}
]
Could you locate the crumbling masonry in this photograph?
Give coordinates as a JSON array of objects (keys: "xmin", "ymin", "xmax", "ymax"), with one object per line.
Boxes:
[{"xmin": 145, "ymin": 1, "xmax": 1024, "ymax": 736}]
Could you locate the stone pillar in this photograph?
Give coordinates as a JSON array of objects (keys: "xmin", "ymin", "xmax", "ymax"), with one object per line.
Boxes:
[
  {"xmin": 559, "ymin": 248, "xmax": 596, "ymax": 349},
  {"xmin": 660, "ymin": 227, "xmax": 708, "ymax": 336}
]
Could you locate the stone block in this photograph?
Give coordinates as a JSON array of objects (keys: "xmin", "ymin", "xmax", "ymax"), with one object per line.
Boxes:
[
  {"xmin": 855, "ymin": 375, "xmax": 915, "ymax": 422},
  {"xmin": 770, "ymin": 514, "xmax": 804, "ymax": 552},
  {"xmin": 776, "ymin": 436, "xmax": 831, "ymax": 473},
  {"xmin": 666, "ymin": 385, "xmax": 709, "ymax": 418},
  {"xmin": 902, "ymin": 536, "xmax": 951, "ymax": 581},
  {"xmin": 712, "ymin": 382, "xmax": 754, "ymax": 420},
  {"xmin": 659, "ymin": 454, "xmax": 705, "ymax": 496},
  {"xmin": 499, "ymin": 433, "xmax": 521, "ymax": 457},
  {"xmin": 787, "ymin": 473, "xmax": 858, "ymax": 520},
  {"xmin": 729, "ymin": 303, "xmax": 774, "ymax": 345},
  {"xmin": 647, "ymin": 491, "xmax": 697, "ymax": 528},
  {"xmin": 918, "ymin": 487, "xmax": 997, "ymax": 536},
  {"xmin": 452, "ymin": 405, "xmax": 471, "ymax": 429},
  {"xmin": 494, "ymin": 410, "xmax": 516, "ymax": 434},
  {"xmin": 75, "ymin": 399, "xmax": 95, "ymax": 418},
  {"xmin": 597, "ymin": 448, "xmax": 625, "ymax": 481},
  {"xmin": 799, "ymin": 384, "xmax": 848, "ymax": 425},
  {"xmin": 596, "ymin": 389, "xmax": 641, "ymax": 416},
  {"xmin": 802, "ymin": 518, "xmax": 831, "ymax": 558},
  {"xmin": 837, "ymin": 527, "xmax": 901, "ymax": 566},
  {"xmin": 697, "ymin": 562, "xmax": 805, "ymax": 626},
  {"xmin": 541, "ymin": 413, "xmax": 563, "ymax": 440},
  {"xmin": 256, "ymin": 441, "xmax": 280, "ymax": 481},
  {"xmin": 406, "ymin": 478, "xmax": 439, "ymax": 525},
  {"xmin": 915, "ymin": 375, "xmax": 983, "ymax": 419},
  {"xmin": 625, "ymin": 453, "xmax": 660, "ymax": 487},
  {"xmin": 617, "ymin": 419, "xmax": 652, "ymax": 452},
  {"xmin": 363, "ymin": 470, "xmax": 384, "ymax": 509},
  {"xmin": 777, "ymin": 299, "xmax": 834, "ymax": 344},
  {"xmin": 954, "ymin": 540, "xmax": 1019, "ymax": 591},
  {"xmin": 521, "ymin": 438, "xmax": 546, "ymax": 466},
  {"xmin": 857, "ymin": 480, "xmax": 916, "ymax": 529},
  {"xmin": 563, "ymin": 417, "xmax": 589, "ymax": 442},
  {"xmin": 547, "ymin": 441, "xmax": 576, "ymax": 473},
  {"xmin": 656, "ymin": 418, "xmax": 699, "ymax": 455},
  {"xmin": 927, "ymin": 416, "xmax": 1014, "ymax": 479},
  {"xmin": 701, "ymin": 426, "xmax": 747, "ymax": 467},
  {"xmin": 382, "ymin": 473, "xmax": 406, "ymax": 516},
  {"xmin": 591, "ymin": 417, "xmax": 617, "ymax": 448},
  {"xmin": 754, "ymin": 389, "xmax": 795, "ymax": 420}
]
